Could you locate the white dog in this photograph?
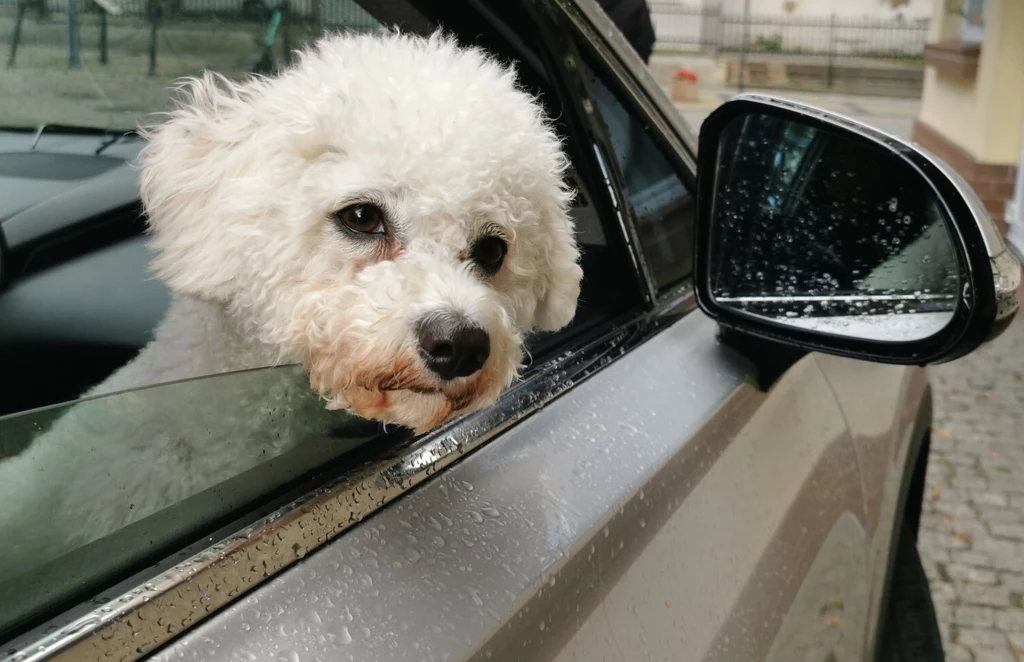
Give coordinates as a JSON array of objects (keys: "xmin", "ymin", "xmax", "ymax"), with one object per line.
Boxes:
[
  {"xmin": 0, "ymin": 31, "xmax": 581, "ymax": 587},
  {"xmin": 110, "ymin": 29, "xmax": 582, "ymax": 432}
]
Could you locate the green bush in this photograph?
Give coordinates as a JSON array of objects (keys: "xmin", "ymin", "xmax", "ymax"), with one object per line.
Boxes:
[{"xmin": 755, "ymin": 33, "xmax": 783, "ymax": 52}]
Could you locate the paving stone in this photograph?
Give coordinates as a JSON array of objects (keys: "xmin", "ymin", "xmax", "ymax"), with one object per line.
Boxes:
[
  {"xmin": 947, "ymin": 564, "xmax": 1000, "ymax": 586},
  {"xmin": 974, "ymin": 647, "xmax": 1016, "ymax": 662},
  {"xmin": 961, "ymin": 584, "xmax": 1012, "ymax": 607},
  {"xmin": 955, "ymin": 551, "xmax": 998, "ymax": 567},
  {"xmin": 972, "ymin": 492, "xmax": 1011, "ymax": 508},
  {"xmin": 930, "ymin": 580, "xmax": 959, "ymax": 605},
  {"xmin": 995, "ymin": 610, "xmax": 1024, "ymax": 633},
  {"xmin": 976, "ymin": 506, "xmax": 1024, "ymax": 523},
  {"xmin": 923, "ymin": 312, "xmax": 1024, "ymax": 653},
  {"xmin": 955, "ymin": 607, "xmax": 997, "ymax": 628},
  {"xmin": 958, "ymin": 627, "xmax": 1010, "ymax": 649},
  {"xmin": 1002, "ymin": 575, "xmax": 1024, "ymax": 593},
  {"xmin": 990, "ymin": 523, "xmax": 1024, "ymax": 541},
  {"xmin": 945, "ymin": 643, "xmax": 974, "ymax": 662}
]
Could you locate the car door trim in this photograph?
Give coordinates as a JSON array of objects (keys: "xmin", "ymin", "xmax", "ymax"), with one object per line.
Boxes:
[{"xmin": 527, "ymin": 1, "xmax": 658, "ymax": 306}]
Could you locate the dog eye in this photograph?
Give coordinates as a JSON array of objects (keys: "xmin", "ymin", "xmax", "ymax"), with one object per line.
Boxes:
[
  {"xmin": 471, "ymin": 236, "xmax": 507, "ymax": 274},
  {"xmin": 333, "ymin": 204, "xmax": 385, "ymax": 235}
]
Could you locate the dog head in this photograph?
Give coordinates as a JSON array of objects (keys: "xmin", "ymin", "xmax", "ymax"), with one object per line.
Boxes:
[{"xmin": 138, "ymin": 31, "xmax": 582, "ymax": 432}]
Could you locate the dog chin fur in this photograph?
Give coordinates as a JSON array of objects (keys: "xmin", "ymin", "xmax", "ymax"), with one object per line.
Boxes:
[{"xmin": 113, "ymin": 29, "xmax": 581, "ymax": 432}]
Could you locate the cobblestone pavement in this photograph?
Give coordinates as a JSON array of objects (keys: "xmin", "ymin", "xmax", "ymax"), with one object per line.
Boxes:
[{"xmin": 919, "ymin": 302, "xmax": 1024, "ymax": 662}]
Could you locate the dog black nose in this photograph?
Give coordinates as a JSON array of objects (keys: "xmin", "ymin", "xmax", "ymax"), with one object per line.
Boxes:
[{"xmin": 417, "ymin": 315, "xmax": 490, "ymax": 381}]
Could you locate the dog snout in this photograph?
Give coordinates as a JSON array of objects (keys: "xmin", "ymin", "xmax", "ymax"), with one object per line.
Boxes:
[{"xmin": 416, "ymin": 314, "xmax": 490, "ymax": 381}]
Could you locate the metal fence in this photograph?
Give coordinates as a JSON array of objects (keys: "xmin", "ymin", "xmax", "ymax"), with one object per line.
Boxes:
[
  {"xmin": 650, "ymin": 3, "xmax": 929, "ymax": 59},
  {"xmin": 2, "ymin": 0, "xmax": 379, "ymax": 72}
]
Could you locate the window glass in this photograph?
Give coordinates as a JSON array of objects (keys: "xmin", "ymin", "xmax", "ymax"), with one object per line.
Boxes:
[
  {"xmin": 583, "ymin": 64, "xmax": 695, "ymax": 291},
  {"xmin": 0, "ymin": 366, "xmax": 385, "ymax": 641}
]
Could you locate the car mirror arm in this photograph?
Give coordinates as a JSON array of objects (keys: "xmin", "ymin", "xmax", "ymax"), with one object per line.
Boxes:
[{"xmin": 717, "ymin": 325, "xmax": 808, "ymax": 391}]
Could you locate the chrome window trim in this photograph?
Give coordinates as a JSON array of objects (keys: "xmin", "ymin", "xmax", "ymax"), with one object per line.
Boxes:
[
  {"xmin": 560, "ymin": 0, "xmax": 699, "ymax": 170},
  {"xmin": 526, "ymin": 1, "xmax": 657, "ymax": 306},
  {"xmin": 590, "ymin": 142, "xmax": 652, "ymax": 299},
  {"xmin": 555, "ymin": 0, "xmax": 700, "ymax": 304},
  {"xmin": 4, "ymin": 286, "xmax": 696, "ymax": 662}
]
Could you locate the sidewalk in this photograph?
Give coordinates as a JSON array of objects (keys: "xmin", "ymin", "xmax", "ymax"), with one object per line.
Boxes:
[{"xmin": 664, "ymin": 84, "xmax": 921, "ymax": 139}]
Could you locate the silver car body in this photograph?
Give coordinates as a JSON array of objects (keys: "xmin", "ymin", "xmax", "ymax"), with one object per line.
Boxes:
[{"xmin": 149, "ymin": 316, "xmax": 929, "ymax": 662}]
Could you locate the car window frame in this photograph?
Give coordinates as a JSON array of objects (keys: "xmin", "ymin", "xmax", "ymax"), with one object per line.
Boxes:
[
  {"xmin": 552, "ymin": 0, "xmax": 700, "ymax": 303},
  {"xmin": 0, "ymin": 1, "xmax": 684, "ymax": 659}
]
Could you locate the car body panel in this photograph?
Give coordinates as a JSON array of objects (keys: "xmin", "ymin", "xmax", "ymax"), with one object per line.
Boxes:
[
  {"xmin": 150, "ymin": 309, "xmax": 906, "ymax": 662},
  {"xmin": 815, "ymin": 356, "xmax": 931, "ymax": 658}
]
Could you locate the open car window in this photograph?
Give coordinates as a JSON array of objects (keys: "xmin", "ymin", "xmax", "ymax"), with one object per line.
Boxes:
[{"xmin": 0, "ymin": 0, "xmax": 645, "ymax": 650}]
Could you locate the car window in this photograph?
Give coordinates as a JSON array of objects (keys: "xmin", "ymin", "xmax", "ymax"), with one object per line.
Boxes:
[
  {"xmin": 581, "ymin": 63, "xmax": 695, "ymax": 291},
  {"xmin": 0, "ymin": 0, "xmax": 643, "ymax": 647}
]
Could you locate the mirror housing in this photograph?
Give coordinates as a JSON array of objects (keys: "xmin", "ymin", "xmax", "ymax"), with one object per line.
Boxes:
[{"xmin": 695, "ymin": 95, "xmax": 1020, "ymax": 366}]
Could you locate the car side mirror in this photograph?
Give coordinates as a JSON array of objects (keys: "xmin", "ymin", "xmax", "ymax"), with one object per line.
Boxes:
[{"xmin": 695, "ymin": 94, "xmax": 1020, "ymax": 366}]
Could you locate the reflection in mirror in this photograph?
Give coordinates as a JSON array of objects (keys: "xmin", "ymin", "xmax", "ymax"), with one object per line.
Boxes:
[{"xmin": 708, "ymin": 112, "xmax": 960, "ymax": 342}]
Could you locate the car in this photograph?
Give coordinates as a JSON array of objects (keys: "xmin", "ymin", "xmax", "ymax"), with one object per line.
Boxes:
[{"xmin": 0, "ymin": 0, "xmax": 1019, "ymax": 661}]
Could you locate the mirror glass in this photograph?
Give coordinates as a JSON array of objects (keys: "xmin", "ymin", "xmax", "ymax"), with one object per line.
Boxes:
[{"xmin": 707, "ymin": 111, "xmax": 960, "ymax": 342}]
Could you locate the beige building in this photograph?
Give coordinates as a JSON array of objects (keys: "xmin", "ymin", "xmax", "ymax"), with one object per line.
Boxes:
[{"xmin": 913, "ymin": 0, "xmax": 1024, "ymax": 252}]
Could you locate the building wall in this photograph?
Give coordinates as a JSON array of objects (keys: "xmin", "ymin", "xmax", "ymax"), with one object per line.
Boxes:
[
  {"xmin": 918, "ymin": 0, "xmax": 1023, "ymax": 164},
  {"xmin": 914, "ymin": 0, "xmax": 1024, "ymax": 230}
]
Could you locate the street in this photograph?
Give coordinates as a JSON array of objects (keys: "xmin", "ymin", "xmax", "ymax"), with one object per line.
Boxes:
[{"xmin": 920, "ymin": 303, "xmax": 1024, "ymax": 662}]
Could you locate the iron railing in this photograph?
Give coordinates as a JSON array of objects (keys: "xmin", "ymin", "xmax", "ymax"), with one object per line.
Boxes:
[
  {"xmin": 2, "ymin": 0, "xmax": 379, "ymax": 72},
  {"xmin": 650, "ymin": 3, "xmax": 929, "ymax": 59}
]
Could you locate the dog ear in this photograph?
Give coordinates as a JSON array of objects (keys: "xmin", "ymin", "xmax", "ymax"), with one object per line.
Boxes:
[
  {"xmin": 533, "ymin": 205, "xmax": 584, "ymax": 332},
  {"xmin": 137, "ymin": 72, "xmax": 266, "ymax": 302}
]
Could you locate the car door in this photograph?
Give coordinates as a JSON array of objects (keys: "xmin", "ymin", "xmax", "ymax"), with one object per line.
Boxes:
[{"xmin": 137, "ymin": 3, "xmax": 887, "ymax": 661}]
